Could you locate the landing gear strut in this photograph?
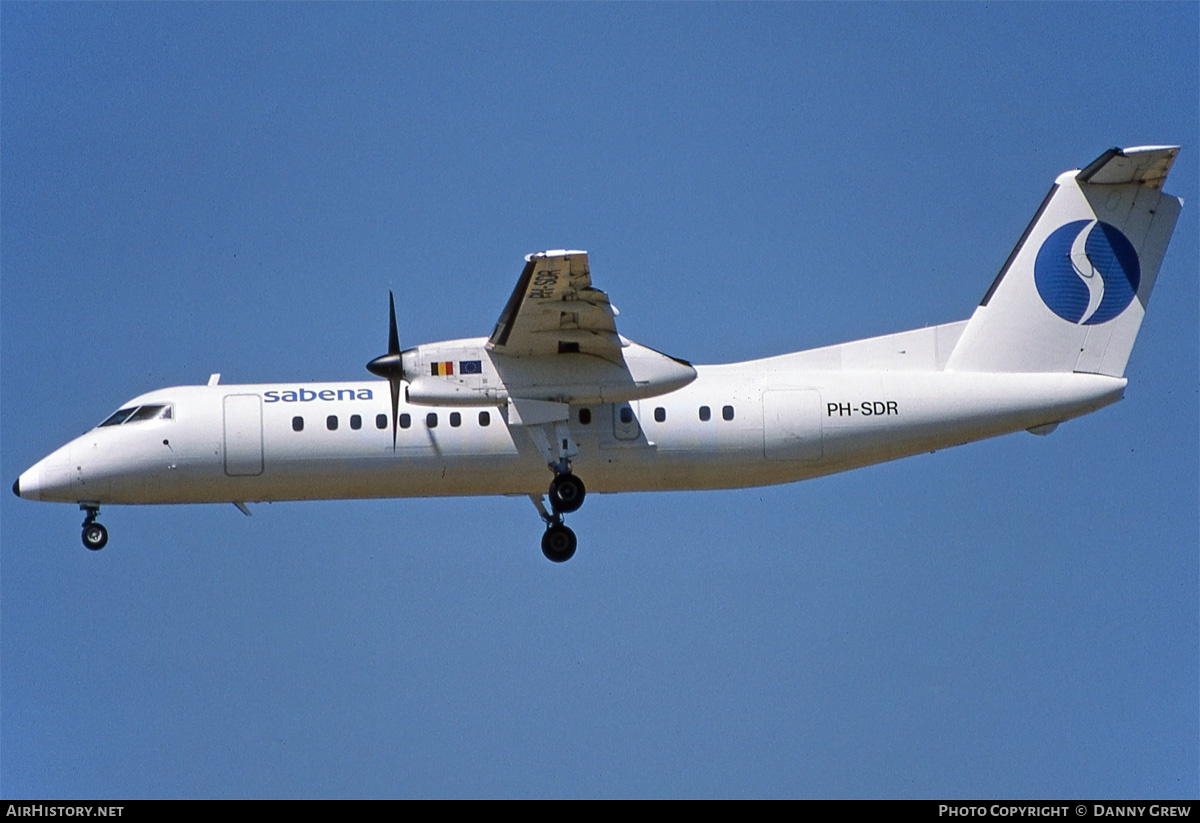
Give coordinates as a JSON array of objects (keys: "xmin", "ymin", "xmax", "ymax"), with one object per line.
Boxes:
[{"xmin": 80, "ymin": 504, "xmax": 107, "ymax": 551}]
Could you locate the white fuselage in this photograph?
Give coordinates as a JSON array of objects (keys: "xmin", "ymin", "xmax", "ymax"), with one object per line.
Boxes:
[{"xmin": 16, "ymin": 327, "xmax": 1126, "ymax": 508}]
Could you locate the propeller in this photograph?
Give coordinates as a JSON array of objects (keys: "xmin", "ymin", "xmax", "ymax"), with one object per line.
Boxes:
[{"xmin": 366, "ymin": 291, "xmax": 405, "ymax": 449}]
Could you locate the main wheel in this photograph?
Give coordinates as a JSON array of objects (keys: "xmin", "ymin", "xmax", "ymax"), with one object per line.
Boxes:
[
  {"xmin": 541, "ymin": 523, "xmax": 577, "ymax": 563},
  {"xmin": 82, "ymin": 522, "xmax": 108, "ymax": 551},
  {"xmin": 549, "ymin": 473, "xmax": 586, "ymax": 514}
]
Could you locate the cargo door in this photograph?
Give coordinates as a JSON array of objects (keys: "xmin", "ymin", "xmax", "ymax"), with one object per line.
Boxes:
[{"xmin": 762, "ymin": 390, "xmax": 823, "ymax": 461}]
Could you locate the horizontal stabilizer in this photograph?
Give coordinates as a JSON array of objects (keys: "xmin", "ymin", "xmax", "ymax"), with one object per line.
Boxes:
[{"xmin": 1077, "ymin": 146, "xmax": 1179, "ymax": 188}]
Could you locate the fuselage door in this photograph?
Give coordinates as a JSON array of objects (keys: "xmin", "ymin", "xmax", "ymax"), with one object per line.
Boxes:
[
  {"xmin": 223, "ymin": 394, "xmax": 264, "ymax": 476},
  {"xmin": 762, "ymin": 389, "xmax": 823, "ymax": 462}
]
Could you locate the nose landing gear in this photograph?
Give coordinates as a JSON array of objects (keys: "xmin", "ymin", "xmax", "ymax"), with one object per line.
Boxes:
[{"xmin": 80, "ymin": 504, "xmax": 107, "ymax": 551}]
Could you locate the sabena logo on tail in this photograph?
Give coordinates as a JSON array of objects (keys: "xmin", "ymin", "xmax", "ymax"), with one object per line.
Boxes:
[{"xmin": 1034, "ymin": 219, "xmax": 1140, "ymax": 325}]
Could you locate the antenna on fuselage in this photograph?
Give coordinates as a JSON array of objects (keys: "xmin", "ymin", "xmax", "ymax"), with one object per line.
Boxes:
[{"xmin": 365, "ymin": 291, "xmax": 405, "ymax": 450}]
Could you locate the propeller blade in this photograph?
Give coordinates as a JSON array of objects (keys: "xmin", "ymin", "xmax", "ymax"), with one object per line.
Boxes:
[
  {"xmin": 387, "ymin": 291, "xmax": 400, "ymax": 356},
  {"xmin": 366, "ymin": 290, "xmax": 406, "ymax": 451},
  {"xmin": 388, "ymin": 375, "xmax": 401, "ymax": 451}
]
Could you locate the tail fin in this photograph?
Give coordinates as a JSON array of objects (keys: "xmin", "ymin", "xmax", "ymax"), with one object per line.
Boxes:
[{"xmin": 946, "ymin": 146, "xmax": 1182, "ymax": 376}]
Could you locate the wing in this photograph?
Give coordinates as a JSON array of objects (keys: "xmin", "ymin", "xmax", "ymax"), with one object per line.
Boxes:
[{"xmin": 488, "ymin": 250, "xmax": 623, "ymax": 361}]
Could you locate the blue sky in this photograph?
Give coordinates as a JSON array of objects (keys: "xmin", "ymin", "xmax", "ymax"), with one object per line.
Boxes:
[{"xmin": 2, "ymin": 3, "xmax": 1196, "ymax": 799}]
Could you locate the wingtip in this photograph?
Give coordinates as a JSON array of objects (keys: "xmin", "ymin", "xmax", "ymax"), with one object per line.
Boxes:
[{"xmin": 528, "ymin": 249, "xmax": 588, "ymax": 260}]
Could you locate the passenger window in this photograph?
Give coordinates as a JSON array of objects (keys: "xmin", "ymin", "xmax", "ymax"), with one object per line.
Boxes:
[
  {"xmin": 654, "ymin": 407, "xmax": 666, "ymax": 423},
  {"xmin": 350, "ymin": 414, "xmax": 362, "ymax": 430},
  {"xmin": 450, "ymin": 412, "xmax": 461, "ymax": 427},
  {"xmin": 479, "ymin": 411, "xmax": 490, "ymax": 427},
  {"xmin": 376, "ymin": 413, "xmax": 387, "ymax": 429},
  {"xmin": 699, "ymin": 406, "xmax": 711, "ymax": 421},
  {"xmin": 292, "ymin": 416, "xmax": 304, "ymax": 432},
  {"xmin": 327, "ymin": 415, "xmax": 338, "ymax": 431},
  {"xmin": 400, "ymin": 413, "xmax": 411, "ymax": 429},
  {"xmin": 722, "ymin": 405, "xmax": 735, "ymax": 421},
  {"xmin": 620, "ymin": 407, "xmax": 634, "ymax": 424},
  {"xmin": 426, "ymin": 413, "xmax": 438, "ymax": 429},
  {"xmin": 579, "ymin": 408, "xmax": 592, "ymax": 425}
]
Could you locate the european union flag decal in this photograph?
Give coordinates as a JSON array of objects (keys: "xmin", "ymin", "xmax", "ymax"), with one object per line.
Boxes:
[{"xmin": 459, "ymin": 360, "xmax": 482, "ymax": 375}]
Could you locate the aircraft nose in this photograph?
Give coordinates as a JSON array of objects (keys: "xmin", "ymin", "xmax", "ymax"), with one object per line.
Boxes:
[
  {"xmin": 13, "ymin": 444, "xmax": 78, "ymax": 503},
  {"xmin": 13, "ymin": 466, "xmax": 40, "ymax": 501}
]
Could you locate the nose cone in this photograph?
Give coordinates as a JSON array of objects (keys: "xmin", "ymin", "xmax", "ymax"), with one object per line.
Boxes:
[
  {"xmin": 13, "ymin": 465, "xmax": 42, "ymax": 501},
  {"xmin": 13, "ymin": 444, "xmax": 77, "ymax": 503}
]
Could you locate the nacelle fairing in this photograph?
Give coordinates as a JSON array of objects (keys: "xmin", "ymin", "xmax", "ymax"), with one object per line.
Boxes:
[{"xmin": 402, "ymin": 337, "xmax": 696, "ymax": 406}]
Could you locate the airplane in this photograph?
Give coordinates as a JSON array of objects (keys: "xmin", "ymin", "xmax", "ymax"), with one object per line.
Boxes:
[{"xmin": 12, "ymin": 145, "xmax": 1183, "ymax": 562}]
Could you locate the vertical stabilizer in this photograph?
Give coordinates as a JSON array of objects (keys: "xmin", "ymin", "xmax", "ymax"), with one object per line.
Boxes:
[{"xmin": 946, "ymin": 146, "xmax": 1182, "ymax": 376}]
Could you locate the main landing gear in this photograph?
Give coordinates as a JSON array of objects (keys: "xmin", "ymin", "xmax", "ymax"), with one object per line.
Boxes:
[
  {"xmin": 530, "ymin": 472, "xmax": 586, "ymax": 564},
  {"xmin": 80, "ymin": 504, "xmax": 108, "ymax": 551},
  {"xmin": 549, "ymin": 471, "xmax": 586, "ymax": 514},
  {"xmin": 541, "ymin": 521, "xmax": 577, "ymax": 563},
  {"xmin": 522, "ymin": 415, "xmax": 588, "ymax": 562}
]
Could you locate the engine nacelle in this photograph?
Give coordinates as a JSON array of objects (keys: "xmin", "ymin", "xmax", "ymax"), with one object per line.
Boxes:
[{"xmin": 401, "ymin": 337, "xmax": 696, "ymax": 406}]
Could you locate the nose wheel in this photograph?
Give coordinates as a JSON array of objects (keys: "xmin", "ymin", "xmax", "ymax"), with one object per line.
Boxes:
[{"xmin": 81, "ymin": 505, "xmax": 107, "ymax": 551}]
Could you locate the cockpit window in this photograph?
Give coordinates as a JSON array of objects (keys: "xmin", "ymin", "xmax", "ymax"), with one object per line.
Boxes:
[
  {"xmin": 99, "ymin": 404, "xmax": 173, "ymax": 427},
  {"xmin": 99, "ymin": 407, "xmax": 138, "ymax": 427},
  {"xmin": 130, "ymin": 404, "xmax": 172, "ymax": 422}
]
